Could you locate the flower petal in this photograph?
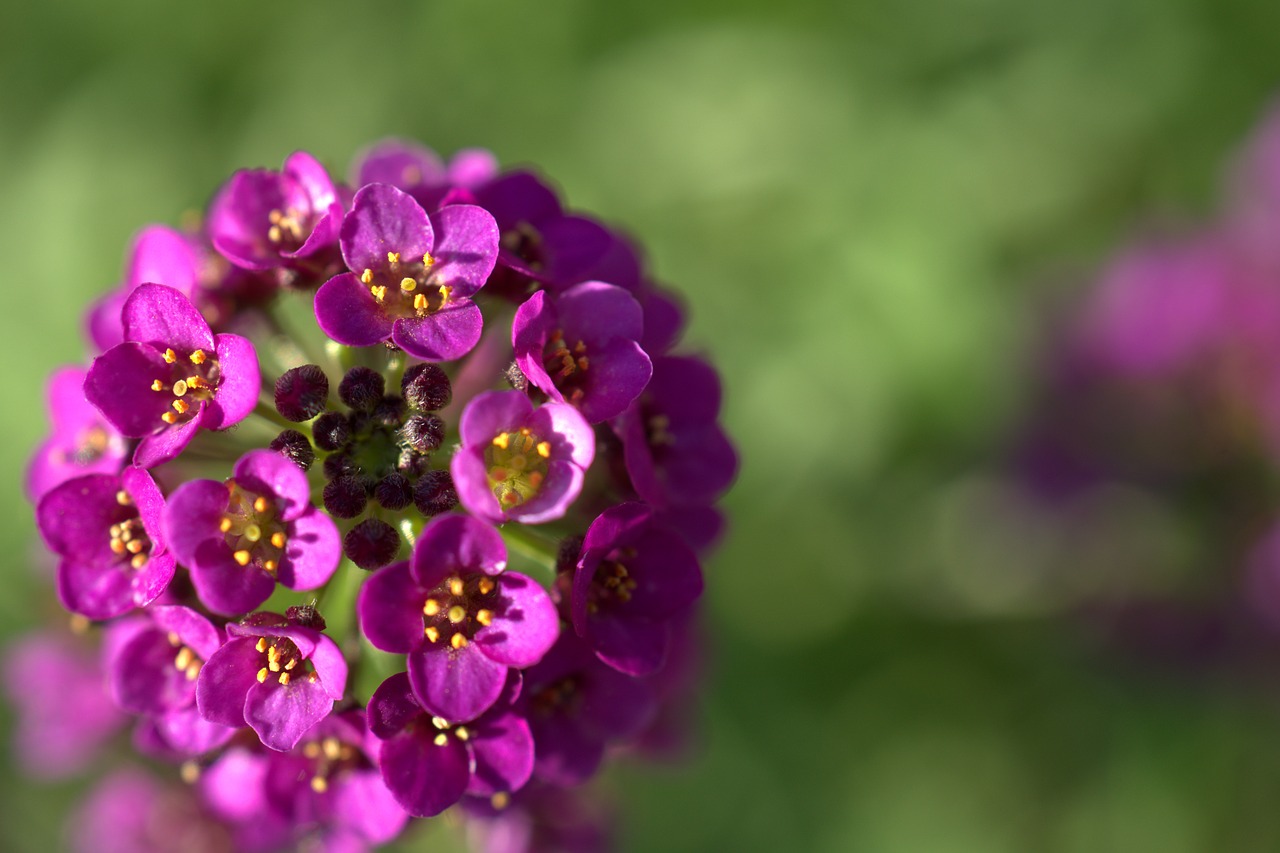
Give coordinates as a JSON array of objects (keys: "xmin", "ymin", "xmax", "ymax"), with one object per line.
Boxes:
[
  {"xmin": 408, "ymin": 644, "xmax": 507, "ymax": 723},
  {"xmin": 314, "ymin": 272, "xmax": 394, "ymax": 347},
  {"xmin": 122, "ymin": 284, "xmax": 214, "ymax": 353}
]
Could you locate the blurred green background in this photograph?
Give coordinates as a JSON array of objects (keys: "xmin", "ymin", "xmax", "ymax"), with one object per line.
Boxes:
[{"xmin": 5, "ymin": 0, "xmax": 1280, "ymax": 850}]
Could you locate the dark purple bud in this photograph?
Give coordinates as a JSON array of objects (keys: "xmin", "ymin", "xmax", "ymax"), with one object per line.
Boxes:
[
  {"xmin": 344, "ymin": 518, "xmax": 400, "ymax": 570},
  {"xmin": 323, "ymin": 475, "xmax": 368, "ymax": 518},
  {"xmin": 373, "ymin": 395, "xmax": 406, "ymax": 428},
  {"xmin": 413, "ymin": 469, "xmax": 458, "ymax": 516},
  {"xmin": 312, "ymin": 412, "xmax": 351, "ymax": 451},
  {"xmin": 338, "ymin": 366, "xmax": 385, "ymax": 412},
  {"xmin": 323, "ymin": 452, "xmax": 357, "ymax": 479},
  {"xmin": 274, "ymin": 364, "xmax": 329, "ymax": 422},
  {"xmin": 504, "ymin": 361, "xmax": 529, "ymax": 392},
  {"xmin": 285, "ymin": 603, "xmax": 327, "ymax": 631},
  {"xmin": 401, "ymin": 364, "xmax": 452, "ymax": 411},
  {"xmin": 402, "ymin": 414, "xmax": 444, "ymax": 454},
  {"xmin": 269, "ymin": 429, "xmax": 315, "ymax": 471},
  {"xmin": 375, "ymin": 474, "xmax": 413, "ymax": 510}
]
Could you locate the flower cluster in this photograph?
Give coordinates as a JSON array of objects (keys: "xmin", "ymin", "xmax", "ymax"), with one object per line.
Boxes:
[{"xmin": 11, "ymin": 140, "xmax": 736, "ymax": 852}]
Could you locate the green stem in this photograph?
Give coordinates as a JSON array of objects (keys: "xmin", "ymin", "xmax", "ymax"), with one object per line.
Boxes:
[
  {"xmin": 499, "ymin": 524, "xmax": 559, "ymax": 578},
  {"xmin": 252, "ymin": 398, "xmax": 295, "ymax": 432}
]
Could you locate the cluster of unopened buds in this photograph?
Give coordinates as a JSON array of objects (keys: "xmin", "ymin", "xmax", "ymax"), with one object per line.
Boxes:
[{"xmin": 10, "ymin": 141, "xmax": 736, "ymax": 851}]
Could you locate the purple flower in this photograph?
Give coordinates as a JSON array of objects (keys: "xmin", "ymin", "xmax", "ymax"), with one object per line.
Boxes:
[
  {"xmin": 352, "ymin": 139, "xmax": 498, "ymax": 210},
  {"xmin": 196, "ymin": 614, "xmax": 347, "ymax": 751},
  {"xmin": 518, "ymin": 632, "xmax": 656, "ymax": 786},
  {"xmin": 359, "ymin": 514, "xmax": 558, "ymax": 722},
  {"xmin": 165, "ymin": 449, "xmax": 341, "ymax": 615},
  {"xmin": 37, "ymin": 467, "xmax": 175, "ymax": 618},
  {"xmin": 452, "ymin": 391, "xmax": 595, "ymax": 524},
  {"xmin": 314, "ymin": 183, "xmax": 499, "ymax": 361},
  {"xmin": 208, "ymin": 151, "xmax": 343, "ymax": 271},
  {"xmin": 3, "ymin": 631, "xmax": 127, "ymax": 778},
  {"xmin": 464, "ymin": 780, "xmax": 615, "ymax": 853},
  {"xmin": 69, "ymin": 767, "xmax": 234, "ymax": 853},
  {"xmin": 106, "ymin": 605, "xmax": 235, "ymax": 757},
  {"xmin": 199, "ymin": 711, "xmax": 408, "ymax": 849},
  {"xmin": 614, "ymin": 354, "xmax": 738, "ymax": 508},
  {"xmin": 367, "ymin": 671, "xmax": 534, "ymax": 818},
  {"xmin": 25, "ymin": 365, "xmax": 128, "ymax": 502},
  {"xmin": 512, "ymin": 282, "xmax": 653, "ymax": 424},
  {"xmin": 571, "ymin": 503, "xmax": 703, "ymax": 676},
  {"xmin": 84, "ymin": 284, "xmax": 261, "ymax": 468}
]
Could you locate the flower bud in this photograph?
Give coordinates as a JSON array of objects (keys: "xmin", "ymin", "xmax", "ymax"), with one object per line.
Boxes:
[{"xmin": 274, "ymin": 365, "xmax": 329, "ymax": 422}]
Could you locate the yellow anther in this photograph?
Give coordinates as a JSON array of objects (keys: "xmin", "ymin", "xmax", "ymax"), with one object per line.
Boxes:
[
  {"xmin": 253, "ymin": 496, "xmax": 269, "ymax": 513},
  {"xmin": 161, "ymin": 412, "xmax": 178, "ymax": 424},
  {"xmin": 220, "ymin": 517, "xmax": 233, "ymax": 533},
  {"xmin": 69, "ymin": 614, "xmax": 90, "ymax": 635},
  {"xmin": 491, "ymin": 792, "xmax": 510, "ymax": 810},
  {"xmin": 267, "ymin": 645, "xmax": 280, "ymax": 661},
  {"xmin": 284, "ymin": 658, "xmax": 297, "ymax": 671},
  {"xmin": 163, "ymin": 348, "xmax": 178, "ymax": 364},
  {"xmin": 447, "ymin": 605, "xmax": 467, "ymax": 624},
  {"xmin": 438, "ymin": 285, "xmax": 452, "ymax": 304},
  {"xmin": 175, "ymin": 647, "xmax": 194, "ymax": 670},
  {"xmin": 278, "ymin": 672, "xmax": 291, "ymax": 686},
  {"xmin": 370, "ymin": 285, "xmax": 387, "ymax": 303},
  {"xmin": 180, "ymin": 761, "xmax": 200, "ymax": 784},
  {"xmin": 126, "ymin": 539, "xmax": 146, "ymax": 554},
  {"xmin": 310, "ymin": 776, "xmax": 328, "ymax": 793},
  {"xmin": 233, "ymin": 550, "xmax": 252, "ymax": 566},
  {"xmin": 423, "ymin": 599, "xmax": 440, "ymax": 616},
  {"xmin": 267, "ymin": 225, "xmax": 282, "ymax": 242},
  {"xmin": 256, "ymin": 638, "xmax": 268, "ymax": 653},
  {"xmin": 171, "ymin": 399, "xmax": 190, "ymax": 415},
  {"xmin": 449, "ymin": 577, "xmax": 465, "ymax": 597},
  {"xmin": 454, "ymin": 725, "xmax": 469, "ymax": 741},
  {"xmin": 168, "ymin": 632, "xmax": 182, "ymax": 647},
  {"xmin": 185, "ymin": 661, "xmax": 201, "ymax": 681},
  {"xmin": 270, "ymin": 532, "xmax": 286, "ymax": 549},
  {"xmin": 360, "ymin": 268, "xmax": 374, "ymax": 284},
  {"xmin": 323, "ymin": 738, "xmax": 341, "ymax": 760},
  {"xmin": 110, "ymin": 540, "xmax": 127, "ymax": 555},
  {"xmin": 423, "ymin": 252, "xmax": 435, "ymax": 267},
  {"xmin": 268, "ymin": 658, "xmax": 281, "ymax": 672},
  {"xmin": 536, "ymin": 441, "xmax": 551, "ymax": 458},
  {"xmin": 187, "ymin": 375, "xmax": 207, "ymax": 389},
  {"xmin": 475, "ymin": 609, "xmax": 493, "ymax": 626},
  {"xmin": 519, "ymin": 428, "xmax": 531, "ymax": 436},
  {"xmin": 262, "ymin": 560, "xmax": 278, "ymax": 573},
  {"xmin": 151, "ymin": 379, "xmax": 165, "ymax": 391},
  {"xmin": 172, "ymin": 380, "xmax": 188, "ymax": 396},
  {"xmin": 308, "ymin": 671, "xmax": 319, "ymax": 682},
  {"xmin": 131, "ymin": 553, "xmax": 148, "ymax": 570},
  {"xmin": 243, "ymin": 523, "xmax": 262, "ymax": 543},
  {"xmin": 256, "ymin": 667, "xmax": 269, "ymax": 683},
  {"xmin": 477, "ymin": 578, "xmax": 495, "ymax": 595},
  {"xmin": 400, "ymin": 277, "xmax": 417, "ymax": 292},
  {"xmin": 189, "ymin": 350, "xmax": 207, "ymax": 365},
  {"xmin": 116, "ymin": 490, "xmax": 132, "ymax": 506},
  {"xmin": 492, "ymin": 433, "xmax": 510, "ymax": 450},
  {"xmin": 424, "ymin": 626, "xmax": 440, "ymax": 643},
  {"xmin": 433, "ymin": 733, "xmax": 448, "ymax": 746},
  {"xmin": 303, "ymin": 742, "xmax": 321, "ymax": 759},
  {"xmin": 387, "ymin": 251, "xmax": 400, "ymax": 265},
  {"xmin": 450, "ymin": 633, "xmax": 468, "ymax": 650},
  {"xmin": 413, "ymin": 293, "xmax": 428, "ymax": 311}
]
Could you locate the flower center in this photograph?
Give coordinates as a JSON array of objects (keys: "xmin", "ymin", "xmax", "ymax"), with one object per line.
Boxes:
[
  {"xmin": 529, "ymin": 676, "xmax": 581, "ymax": 716},
  {"xmin": 587, "ymin": 550, "xmax": 639, "ymax": 613},
  {"xmin": 150, "ymin": 347, "xmax": 220, "ymax": 426},
  {"xmin": 266, "ymin": 207, "xmax": 308, "ymax": 251},
  {"xmin": 421, "ymin": 573, "xmax": 499, "ymax": 650},
  {"xmin": 361, "ymin": 251, "xmax": 452, "ymax": 319},
  {"xmin": 425, "ymin": 713, "xmax": 471, "ymax": 746},
  {"xmin": 500, "ymin": 221, "xmax": 544, "ymax": 272},
  {"xmin": 485, "ymin": 428, "xmax": 551, "ymax": 508},
  {"xmin": 300, "ymin": 735, "xmax": 363, "ymax": 793},
  {"xmin": 67, "ymin": 424, "xmax": 112, "ymax": 465},
  {"xmin": 220, "ymin": 479, "xmax": 288, "ymax": 575},
  {"xmin": 165, "ymin": 631, "xmax": 204, "ymax": 681},
  {"xmin": 542, "ymin": 330, "xmax": 590, "ymax": 405},
  {"xmin": 107, "ymin": 489, "xmax": 152, "ymax": 570},
  {"xmin": 252, "ymin": 636, "xmax": 318, "ymax": 687}
]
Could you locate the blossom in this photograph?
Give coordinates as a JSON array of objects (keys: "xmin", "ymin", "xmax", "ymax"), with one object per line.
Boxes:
[
  {"xmin": 25, "ymin": 365, "xmax": 128, "ymax": 502},
  {"xmin": 359, "ymin": 514, "xmax": 558, "ymax": 721},
  {"xmin": 452, "ymin": 391, "xmax": 595, "ymax": 524},
  {"xmin": 314, "ymin": 183, "xmax": 499, "ymax": 361},
  {"xmin": 84, "ymin": 284, "xmax": 261, "ymax": 467},
  {"xmin": 165, "ymin": 449, "xmax": 341, "ymax": 615},
  {"xmin": 352, "ymin": 138, "xmax": 498, "ymax": 210}
]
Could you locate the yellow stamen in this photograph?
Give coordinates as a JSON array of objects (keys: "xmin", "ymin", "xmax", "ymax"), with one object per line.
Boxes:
[
  {"xmin": 521, "ymin": 435, "xmax": 535, "ymax": 453},
  {"xmin": 161, "ymin": 412, "xmax": 178, "ymax": 424},
  {"xmin": 284, "ymin": 658, "xmax": 296, "ymax": 670},
  {"xmin": 243, "ymin": 523, "xmax": 262, "ymax": 543},
  {"xmin": 262, "ymin": 560, "xmax": 277, "ymax": 573},
  {"xmin": 323, "ymin": 738, "xmax": 341, "ymax": 760},
  {"xmin": 431, "ymin": 716, "xmax": 449, "ymax": 729},
  {"xmin": 174, "ymin": 647, "xmax": 193, "ymax": 670},
  {"xmin": 400, "ymin": 277, "xmax": 417, "ymax": 292},
  {"xmin": 189, "ymin": 350, "xmax": 207, "ymax": 365},
  {"xmin": 131, "ymin": 553, "xmax": 148, "ymax": 569},
  {"xmin": 387, "ymin": 251, "xmax": 400, "ymax": 265},
  {"xmin": 477, "ymin": 578, "xmax": 495, "ymax": 595},
  {"xmin": 492, "ymin": 433, "xmax": 510, "ymax": 450},
  {"xmin": 253, "ymin": 496, "xmax": 269, "ymax": 513},
  {"xmin": 450, "ymin": 633, "xmax": 468, "ymax": 650},
  {"xmin": 168, "ymin": 632, "xmax": 182, "ymax": 646},
  {"xmin": 433, "ymin": 733, "xmax": 448, "ymax": 746},
  {"xmin": 256, "ymin": 638, "xmax": 268, "ymax": 653},
  {"xmin": 185, "ymin": 661, "xmax": 201, "ymax": 681},
  {"xmin": 303, "ymin": 742, "xmax": 321, "ymax": 759},
  {"xmin": 536, "ymin": 441, "xmax": 551, "ymax": 458},
  {"xmin": 180, "ymin": 762, "xmax": 200, "ymax": 784},
  {"xmin": 438, "ymin": 285, "xmax": 452, "ymax": 304},
  {"xmin": 454, "ymin": 725, "xmax": 469, "ymax": 741},
  {"xmin": 360, "ymin": 268, "xmax": 374, "ymax": 284},
  {"xmin": 475, "ymin": 609, "xmax": 493, "ymax": 626},
  {"xmin": 449, "ymin": 577, "xmax": 465, "ymax": 597},
  {"xmin": 116, "ymin": 490, "xmax": 132, "ymax": 506},
  {"xmin": 270, "ymin": 532, "xmax": 286, "ymax": 548},
  {"xmin": 171, "ymin": 399, "xmax": 190, "ymax": 415},
  {"xmin": 219, "ymin": 517, "xmax": 233, "ymax": 533},
  {"xmin": 424, "ymin": 626, "xmax": 440, "ymax": 643},
  {"xmin": 447, "ymin": 605, "xmax": 467, "ymax": 624},
  {"xmin": 370, "ymin": 285, "xmax": 387, "ymax": 302},
  {"xmin": 423, "ymin": 599, "xmax": 440, "ymax": 616},
  {"xmin": 423, "ymin": 252, "xmax": 435, "ymax": 267},
  {"xmin": 256, "ymin": 667, "xmax": 269, "ymax": 683},
  {"xmin": 310, "ymin": 776, "xmax": 328, "ymax": 793},
  {"xmin": 491, "ymin": 792, "xmax": 510, "ymax": 810},
  {"xmin": 110, "ymin": 540, "xmax": 127, "ymax": 555},
  {"xmin": 163, "ymin": 348, "xmax": 178, "ymax": 364},
  {"xmin": 151, "ymin": 379, "xmax": 165, "ymax": 391},
  {"xmin": 278, "ymin": 672, "xmax": 291, "ymax": 686},
  {"xmin": 126, "ymin": 539, "xmax": 145, "ymax": 554},
  {"xmin": 233, "ymin": 550, "xmax": 252, "ymax": 566},
  {"xmin": 269, "ymin": 660, "xmax": 281, "ymax": 673},
  {"xmin": 413, "ymin": 293, "xmax": 428, "ymax": 311}
]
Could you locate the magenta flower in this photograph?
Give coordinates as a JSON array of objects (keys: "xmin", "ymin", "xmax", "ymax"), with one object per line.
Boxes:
[
  {"xmin": 69, "ymin": 767, "xmax": 233, "ymax": 853},
  {"xmin": 512, "ymin": 282, "xmax": 652, "ymax": 424},
  {"xmin": 368, "ymin": 671, "xmax": 534, "ymax": 818},
  {"xmin": 209, "ymin": 151, "xmax": 343, "ymax": 272},
  {"xmin": 359, "ymin": 514, "xmax": 558, "ymax": 722},
  {"xmin": 352, "ymin": 138, "xmax": 498, "ymax": 210},
  {"xmin": 452, "ymin": 391, "xmax": 595, "ymax": 524},
  {"xmin": 25, "ymin": 365, "xmax": 128, "ymax": 502},
  {"xmin": 164, "ymin": 449, "xmax": 341, "ymax": 615},
  {"xmin": 314, "ymin": 183, "xmax": 499, "ymax": 361},
  {"xmin": 571, "ymin": 503, "xmax": 703, "ymax": 676},
  {"xmin": 196, "ymin": 614, "xmax": 347, "ymax": 752},
  {"xmin": 37, "ymin": 467, "xmax": 175, "ymax": 619},
  {"xmin": 84, "ymin": 284, "xmax": 261, "ymax": 468}
]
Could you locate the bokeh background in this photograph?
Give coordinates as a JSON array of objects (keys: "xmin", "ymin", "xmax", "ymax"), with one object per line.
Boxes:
[{"xmin": 5, "ymin": 0, "xmax": 1280, "ymax": 850}]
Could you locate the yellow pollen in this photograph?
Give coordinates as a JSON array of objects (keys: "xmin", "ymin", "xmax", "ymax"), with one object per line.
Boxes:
[
  {"xmin": 126, "ymin": 539, "xmax": 145, "ymax": 554},
  {"xmin": 161, "ymin": 412, "xmax": 178, "ymax": 424},
  {"xmin": 413, "ymin": 293, "xmax": 428, "ymax": 311},
  {"xmin": 491, "ymin": 792, "xmax": 510, "ymax": 810},
  {"xmin": 536, "ymin": 441, "xmax": 551, "ymax": 458},
  {"xmin": 432, "ymin": 715, "xmax": 449, "ymax": 729},
  {"xmin": 370, "ymin": 285, "xmax": 387, "ymax": 302},
  {"xmin": 243, "ymin": 523, "xmax": 262, "ymax": 543},
  {"xmin": 187, "ymin": 375, "xmax": 207, "ymax": 389},
  {"xmin": 310, "ymin": 777, "xmax": 328, "ymax": 793},
  {"xmin": 151, "ymin": 380, "xmax": 165, "ymax": 391},
  {"xmin": 270, "ymin": 532, "xmax": 287, "ymax": 548},
  {"xmin": 172, "ymin": 380, "xmax": 188, "ymax": 396},
  {"xmin": 168, "ymin": 632, "xmax": 182, "ymax": 646},
  {"xmin": 423, "ymin": 252, "xmax": 435, "ymax": 267},
  {"xmin": 220, "ymin": 518, "xmax": 233, "ymax": 533},
  {"xmin": 400, "ymin": 277, "xmax": 417, "ymax": 292},
  {"xmin": 439, "ymin": 285, "xmax": 451, "ymax": 304},
  {"xmin": 267, "ymin": 646, "xmax": 280, "ymax": 662},
  {"xmin": 255, "ymin": 638, "xmax": 268, "ymax": 653},
  {"xmin": 189, "ymin": 350, "xmax": 207, "ymax": 365},
  {"xmin": 454, "ymin": 726, "xmax": 469, "ymax": 741},
  {"xmin": 263, "ymin": 559, "xmax": 277, "ymax": 573},
  {"xmin": 303, "ymin": 742, "xmax": 321, "ymax": 759},
  {"xmin": 387, "ymin": 251, "xmax": 400, "ymax": 265},
  {"xmin": 519, "ymin": 428, "xmax": 531, "ymax": 436},
  {"xmin": 278, "ymin": 672, "xmax": 291, "ymax": 686},
  {"xmin": 171, "ymin": 399, "xmax": 190, "ymax": 415},
  {"xmin": 433, "ymin": 733, "xmax": 448, "ymax": 746},
  {"xmin": 360, "ymin": 268, "xmax": 374, "ymax": 284},
  {"xmin": 256, "ymin": 667, "xmax": 269, "ymax": 683},
  {"xmin": 284, "ymin": 658, "xmax": 296, "ymax": 670},
  {"xmin": 253, "ymin": 496, "xmax": 269, "ymax": 513},
  {"xmin": 116, "ymin": 490, "xmax": 132, "ymax": 506},
  {"xmin": 449, "ymin": 577, "xmax": 465, "ymax": 597},
  {"xmin": 185, "ymin": 661, "xmax": 201, "ymax": 681},
  {"xmin": 130, "ymin": 553, "xmax": 148, "ymax": 569},
  {"xmin": 233, "ymin": 550, "xmax": 252, "ymax": 566},
  {"xmin": 180, "ymin": 762, "xmax": 200, "ymax": 784},
  {"xmin": 323, "ymin": 738, "xmax": 341, "ymax": 760},
  {"xmin": 492, "ymin": 433, "xmax": 510, "ymax": 450},
  {"xmin": 163, "ymin": 348, "xmax": 178, "ymax": 364},
  {"xmin": 475, "ymin": 609, "xmax": 493, "ymax": 626},
  {"xmin": 424, "ymin": 626, "xmax": 440, "ymax": 643},
  {"xmin": 423, "ymin": 599, "xmax": 440, "ymax": 616},
  {"xmin": 478, "ymin": 578, "xmax": 495, "ymax": 595},
  {"xmin": 267, "ymin": 225, "xmax": 282, "ymax": 242},
  {"xmin": 110, "ymin": 540, "xmax": 127, "ymax": 555},
  {"xmin": 450, "ymin": 633, "xmax": 468, "ymax": 650},
  {"xmin": 447, "ymin": 605, "xmax": 467, "ymax": 624},
  {"xmin": 174, "ymin": 647, "xmax": 193, "ymax": 670}
]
